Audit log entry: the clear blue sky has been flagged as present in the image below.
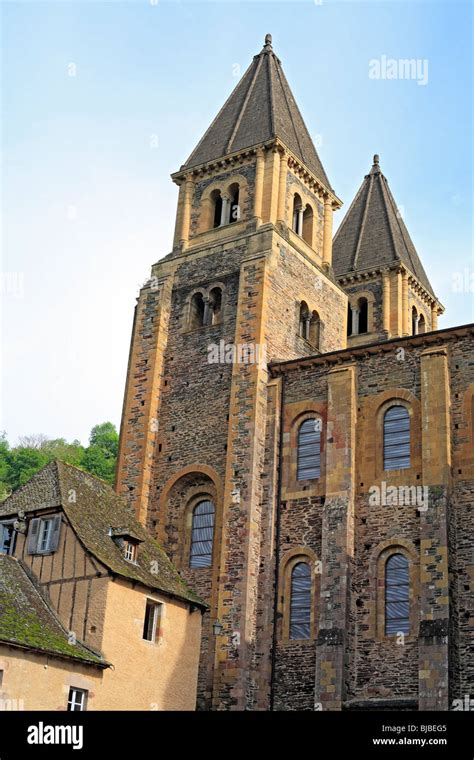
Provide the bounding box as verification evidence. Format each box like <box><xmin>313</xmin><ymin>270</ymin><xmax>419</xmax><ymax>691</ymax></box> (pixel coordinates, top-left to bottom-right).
<box><xmin>2</xmin><ymin>0</ymin><xmax>473</xmax><ymax>446</ymax></box>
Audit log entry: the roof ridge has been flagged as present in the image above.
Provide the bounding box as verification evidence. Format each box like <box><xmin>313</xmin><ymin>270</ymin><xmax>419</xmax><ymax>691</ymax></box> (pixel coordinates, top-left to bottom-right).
<box><xmin>352</xmin><ymin>174</ymin><xmax>373</xmax><ymax>271</ymax></box>
<box><xmin>267</xmin><ymin>52</ymin><xmax>276</xmax><ymax>136</ymax></box>
<box><xmin>379</xmin><ymin>173</ymin><xmax>403</xmax><ymax>264</ymax></box>
<box><xmin>382</xmin><ymin>175</ymin><xmax>423</xmax><ymax>278</ymax></box>
<box><xmin>225</xmin><ymin>53</ymin><xmax>263</xmax><ymax>155</ymax></box>
<box><xmin>273</xmin><ymin>56</ymin><xmax>305</xmax><ymax>162</ymax></box>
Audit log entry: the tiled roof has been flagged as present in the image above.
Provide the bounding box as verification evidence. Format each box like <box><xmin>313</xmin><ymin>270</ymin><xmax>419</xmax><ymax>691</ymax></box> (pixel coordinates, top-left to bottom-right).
<box><xmin>182</xmin><ymin>34</ymin><xmax>332</xmax><ymax>190</ymax></box>
<box><xmin>0</xmin><ymin>461</ymin><xmax>206</xmax><ymax>609</ymax></box>
<box><xmin>332</xmin><ymin>155</ymin><xmax>435</xmax><ymax>296</ymax></box>
<box><xmin>0</xmin><ymin>554</ymin><xmax>106</xmax><ymax>665</ymax></box>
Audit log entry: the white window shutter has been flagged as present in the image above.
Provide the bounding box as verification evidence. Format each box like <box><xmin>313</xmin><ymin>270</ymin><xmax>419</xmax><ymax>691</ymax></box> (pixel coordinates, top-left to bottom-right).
<box><xmin>27</xmin><ymin>518</ymin><xmax>40</xmax><ymax>554</ymax></box>
<box><xmin>48</xmin><ymin>514</ymin><xmax>62</xmax><ymax>552</ymax></box>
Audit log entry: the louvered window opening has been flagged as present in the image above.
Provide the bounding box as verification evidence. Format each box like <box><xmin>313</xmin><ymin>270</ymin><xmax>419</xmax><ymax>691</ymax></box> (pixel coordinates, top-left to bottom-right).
<box><xmin>297</xmin><ymin>418</ymin><xmax>321</xmax><ymax>480</ymax></box>
<box><xmin>385</xmin><ymin>553</ymin><xmax>410</xmax><ymax>635</ymax></box>
<box><xmin>383</xmin><ymin>405</ymin><xmax>410</xmax><ymax>470</ymax></box>
<box><xmin>289</xmin><ymin>562</ymin><xmax>312</xmax><ymax>639</ymax></box>
<box><xmin>190</xmin><ymin>500</ymin><xmax>215</xmax><ymax>568</ymax></box>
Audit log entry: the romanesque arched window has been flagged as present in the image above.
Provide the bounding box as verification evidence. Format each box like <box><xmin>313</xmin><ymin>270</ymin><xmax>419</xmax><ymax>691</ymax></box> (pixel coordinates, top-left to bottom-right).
<box><xmin>298</xmin><ymin>301</ymin><xmax>309</xmax><ymax>340</ymax></box>
<box><xmin>358</xmin><ymin>297</ymin><xmax>368</xmax><ymax>334</ymax></box>
<box><xmin>212</xmin><ymin>189</ymin><xmax>223</xmax><ymax>229</ymax></box>
<box><xmin>189</xmin><ymin>499</ymin><xmax>215</xmax><ymax>568</ymax></box>
<box><xmin>189</xmin><ymin>292</ymin><xmax>206</xmax><ymax>329</ymax></box>
<box><xmin>418</xmin><ymin>314</ymin><xmax>426</xmax><ymax>334</ymax></box>
<box><xmin>228</xmin><ymin>183</ymin><xmax>240</xmax><ymax>224</ymax></box>
<box><xmin>383</xmin><ymin>405</ymin><xmax>410</xmax><ymax>470</ymax></box>
<box><xmin>309</xmin><ymin>310</ymin><xmax>321</xmax><ymax>350</ymax></box>
<box><xmin>209</xmin><ymin>287</ymin><xmax>222</xmax><ymax>325</ymax></box>
<box><xmin>297</xmin><ymin>418</ymin><xmax>321</xmax><ymax>480</ymax></box>
<box><xmin>302</xmin><ymin>204</ymin><xmax>314</xmax><ymax>246</ymax></box>
<box><xmin>385</xmin><ymin>553</ymin><xmax>410</xmax><ymax>635</ymax></box>
<box><xmin>412</xmin><ymin>306</ymin><xmax>418</xmax><ymax>335</ymax></box>
<box><xmin>292</xmin><ymin>193</ymin><xmax>303</xmax><ymax>235</ymax></box>
<box><xmin>289</xmin><ymin>562</ymin><xmax>312</xmax><ymax>639</ymax></box>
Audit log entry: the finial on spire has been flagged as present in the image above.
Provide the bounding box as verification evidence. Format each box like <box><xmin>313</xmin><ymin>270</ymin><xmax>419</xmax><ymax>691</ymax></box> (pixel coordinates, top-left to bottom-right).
<box><xmin>264</xmin><ymin>33</ymin><xmax>273</xmax><ymax>50</ymax></box>
<box><xmin>373</xmin><ymin>154</ymin><xmax>379</xmax><ymax>165</ymax></box>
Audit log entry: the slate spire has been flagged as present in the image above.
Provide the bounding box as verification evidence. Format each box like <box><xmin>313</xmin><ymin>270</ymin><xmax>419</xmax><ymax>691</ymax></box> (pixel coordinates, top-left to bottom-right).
<box><xmin>333</xmin><ymin>155</ymin><xmax>435</xmax><ymax>296</ymax></box>
<box><xmin>182</xmin><ymin>34</ymin><xmax>332</xmax><ymax>190</ymax></box>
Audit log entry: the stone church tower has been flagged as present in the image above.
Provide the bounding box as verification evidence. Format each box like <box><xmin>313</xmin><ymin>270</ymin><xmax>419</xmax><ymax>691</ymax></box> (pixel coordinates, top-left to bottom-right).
<box><xmin>116</xmin><ymin>36</ymin><xmax>473</xmax><ymax>711</ymax></box>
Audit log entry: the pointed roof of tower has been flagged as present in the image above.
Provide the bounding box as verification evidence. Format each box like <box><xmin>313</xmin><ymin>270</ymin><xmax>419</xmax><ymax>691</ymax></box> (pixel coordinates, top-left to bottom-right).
<box><xmin>333</xmin><ymin>155</ymin><xmax>435</xmax><ymax>296</ymax></box>
<box><xmin>182</xmin><ymin>34</ymin><xmax>332</xmax><ymax>190</ymax></box>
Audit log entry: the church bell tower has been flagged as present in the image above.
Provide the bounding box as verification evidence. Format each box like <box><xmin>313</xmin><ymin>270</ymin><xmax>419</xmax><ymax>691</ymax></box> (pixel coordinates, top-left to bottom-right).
<box><xmin>116</xmin><ymin>34</ymin><xmax>348</xmax><ymax>709</ymax></box>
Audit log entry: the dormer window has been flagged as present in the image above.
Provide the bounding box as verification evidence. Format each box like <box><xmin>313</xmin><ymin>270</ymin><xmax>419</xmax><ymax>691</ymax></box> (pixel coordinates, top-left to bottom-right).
<box><xmin>124</xmin><ymin>540</ymin><xmax>137</xmax><ymax>563</ymax></box>
<box><xmin>27</xmin><ymin>515</ymin><xmax>62</xmax><ymax>555</ymax></box>
<box><xmin>0</xmin><ymin>522</ymin><xmax>15</xmax><ymax>555</ymax></box>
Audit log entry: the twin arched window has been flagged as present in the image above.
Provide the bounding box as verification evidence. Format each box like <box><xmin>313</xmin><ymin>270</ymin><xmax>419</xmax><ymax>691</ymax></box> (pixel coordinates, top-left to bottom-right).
<box><xmin>189</xmin><ymin>288</ymin><xmax>223</xmax><ymax>329</ymax></box>
<box><xmin>383</xmin><ymin>405</ymin><xmax>410</xmax><ymax>470</ymax></box>
<box><xmin>385</xmin><ymin>553</ymin><xmax>410</xmax><ymax>635</ymax></box>
<box><xmin>298</xmin><ymin>302</ymin><xmax>321</xmax><ymax>349</ymax></box>
<box><xmin>189</xmin><ymin>499</ymin><xmax>215</xmax><ymax>568</ymax></box>
<box><xmin>347</xmin><ymin>297</ymin><xmax>368</xmax><ymax>336</ymax></box>
<box><xmin>289</xmin><ymin>562</ymin><xmax>312</xmax><ymax>639</ymax></box>
<box><xmin>211</xmin><ymin>184</ymin><xmax>241</xmax><ymax>229</ymax></box>
<box><xmin>292</xmin><ymin>194</ymin><xmax>314</xmax><ymax>246</ymax></box>
<box><xmin>297</xmin><ymin>418</ymin><xmax>321</xmax><ymax>480</ymax></box>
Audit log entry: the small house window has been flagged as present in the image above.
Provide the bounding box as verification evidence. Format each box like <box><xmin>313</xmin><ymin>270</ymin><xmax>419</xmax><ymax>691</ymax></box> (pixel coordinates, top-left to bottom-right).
<box><xmin>383</xmin><ymin>405</ymin><xmax>410</xmax><ymax>470</ymax></box>
<box><xmin>67</xmin><ymin>687</ymin><xmax>88</xmax><ymax>712</ymax></box>
<box><xmin>27</xmin><ymin>515</ymin><xmax>62</xmax><ymax>555</ymax></box>
<box><xmin>385</xmin><ymin>553</ymin><xmax>410</xmax><ymax>635</ymax></box>
<box><xmin>297</xmin><ymin>418</ymin><xmax>321</xmax><ymax>480</ymax></box>
<box><xmin>190</xmin><ymin>499</ymin><xmax>215</xmax><ymax>568</ymax></box>
<box><xmin>124</xmin><ymin>541</ymin><xmax>137</xmax><ymax>563</ymax></box>
<box><xmin>143</xmin><ymin>599</ymin><xmax>162</xmax><ymax>642</ymax></box>
<box><xmin>0</xmin><ymin>522</ymin><xmax>15</xmax><ymax>555</ymax></box>
<box><xmin>289</xmin><ymin>562</ymin><xmax>312</xmax><ymax>639</ymax></box>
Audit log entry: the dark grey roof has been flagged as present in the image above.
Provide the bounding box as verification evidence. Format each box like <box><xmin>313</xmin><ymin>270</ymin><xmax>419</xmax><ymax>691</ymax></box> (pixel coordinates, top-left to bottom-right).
<box><xmin>182</xmin><ymin>34</ymin><xmax>332</xmax><ymax>190</ymax></box>
<box><xmin>333</xmin><ymin>155</ymin><xmax>435</xmax><ymax>296</ymax></box>
<box><xmin>0</xmin><ymin>461</ymin><xmax>206</xmax><ymax>609</ymax></box>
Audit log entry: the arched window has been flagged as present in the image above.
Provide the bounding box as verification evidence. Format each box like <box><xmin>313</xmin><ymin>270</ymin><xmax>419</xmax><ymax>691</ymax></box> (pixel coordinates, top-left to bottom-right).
<box><xmin>358</xmin><ymin>297</ymin><xmax>368</xmax><ymax>334</ymax></box>
<box><xmin>209</xmin><ymin>287</ymin><xmax>222</xmax><ymax>325</ymax></box>
<box><xmin>347</xmin><ymin>302</ymin><xmax>353</xmax><ymax>336</ymax></box>
<box><xmin>418</xmin><ymin>314</ymin><xmax>426</xmax><ymax>334</ymax></box>
<box><xmin>385</xmin><ymin>553</ymin><xmax>410</xmax><ymax>635</ymax></box>
<box><xmin>297</xmin><ymin>418</ymin><xmax>321</xmax><ymax>480</ymax></box>
<box><xmin>383</xmin><ymin>405</ymin><xmax>410</xmax><ymax>470</ymax></box>
<box><xmin>189</xmin><ymin>499</ymin><xmax>215</xmax><ymax>568</ymax></box>
<box><xmin>309</xmin><ymin>310</ymin><xmax>321</xmax><ymax>349</ymax></box>
<box><xmin>212</xmin><ymin>189</ymin><xmax>223</xmax><ymax>229</ymax></box>
<box><xmin>189</xmin><ymin>292</ymin><xmax>206</xmax><ymax>329</ymax></box>
<box><xmin>289</xmin><ymin>562</ymin><xmax>312</xmax><ymax>639</ymax></box>
<box><xmin>228</xmin><ymin>183</ymin><xmax>240</xmax><ymax>224</ymax></box>
<box><xmin>292</xmin><ymin>194</ymin><xmax>303</xmax><ymax>235</ymax></box>
<box><xmin>298</xmin><ymin>301</ymin><xmax>310</xmax><ymax>340</ymax></box>
<box><xmin>412</xmin><ymin>306</ymin><xmax>418</xmax><ymax>335</ymax></box>
<box><xmin>302</xmin><ymin>204</ymin><xmax>314</xmax><ymax>246</ymax></box>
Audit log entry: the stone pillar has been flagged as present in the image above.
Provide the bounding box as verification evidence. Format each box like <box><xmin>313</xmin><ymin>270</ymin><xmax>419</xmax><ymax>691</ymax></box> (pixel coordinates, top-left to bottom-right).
<box><xmin>322</xmin><ymin>198</ymin><xmax>333</xmax><ymax>267</ymax></box>
<box><xmin>277</xmin><ymin>152</ymin><xmax>288</xmax><ymax>224</ymax></box>
<box><xmin>253</xmin><ymin>148</ymin><xmax>265</xmax><ymax>222</ymax></box>
<box><xmin>351</xmin><ymin>306</ymin><xmax>359</xmax><ymax>336</ymax></box>
<box><xmin>297</xmin><ymin>208</ymin><xmax>304</xmax><ymax>236</ymax></box>
<box><xmin>382</xmin><ymin>271</ymin><xmax>391</xmax><ymax>336</ymax></box>
<box><xmin>418</xmin><ymin>346</ymin><xmax>451</xmax><ymax>710</ymax></box>
<box><xmin>315</xmin><ymin>364</ymin><xmax>356</xmax><ymax>710</ymax></box>
<box><xmin>179</xmin><ymin>175</ymin><xmax>194</xmax><ymax>249</ymax></box>
<box><xmin>402</xmin><ymin>271</ymin><xmax>409</xmax><ymax>336</ymax></box>
<box><xmin>220</xmin><ymin>194</ymin><xmax>230</xmax><ymax>226</ymax></box>
<box><xmin>203</xmin><ymin>297</ymin><xmax>211</xmax><ymax>326</ymax></box>
<box><xmin>431</xmin><ymin>303</ymin><xmax>438</xmax><ymax>331</ymax></box>
<box><xmin>413</xmin><ymin>313</ymin><xmax>419</xmax><ymax>335</ymax></box>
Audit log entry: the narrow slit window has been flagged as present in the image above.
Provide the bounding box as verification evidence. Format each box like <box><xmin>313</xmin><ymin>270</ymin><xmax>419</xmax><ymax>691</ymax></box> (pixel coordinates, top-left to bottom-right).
<box><xmin>190</xmin><ymin>500</ymin><xmax>215</xmax><ymax>568</ymax></box>
<box><xmin>385</xmin><ymin>553</ymin><xmax>410</xmax><ymax>635</ymax></box>
<box><xmin>289</xmin><ymin>562</ymin><xmax>312</xmax><ymax>639</ymax></box>
<box><xmin>297</xmin><ymin>418</ymin><xmax>321</xmax><ymax>480</ymax></box>
<box><xmin>383</xmin><ymin>405</ymin><xmax>410</xmax><ymax>470</ymax></box>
